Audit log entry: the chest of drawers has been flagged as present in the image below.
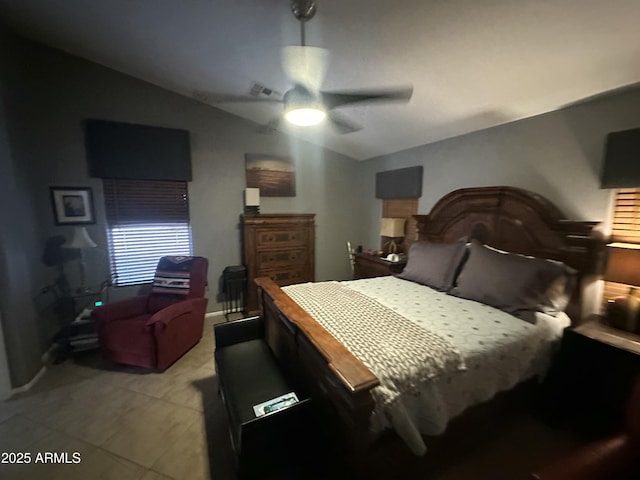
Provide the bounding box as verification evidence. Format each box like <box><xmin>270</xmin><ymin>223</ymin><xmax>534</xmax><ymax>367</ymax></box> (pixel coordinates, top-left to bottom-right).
<box><xmin>242</xmin><ymin>214</ymin><xmax>315</xmax><ymax>315</ymax></box>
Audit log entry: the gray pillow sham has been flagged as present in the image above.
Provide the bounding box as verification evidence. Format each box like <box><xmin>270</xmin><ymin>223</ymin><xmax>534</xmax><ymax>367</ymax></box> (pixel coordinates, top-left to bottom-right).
<box><xmin>397</xmin><ymin>240</ymin><xmax>467</xmax><ymax>291</ymax></box>
<box><xmin>450</xmin><ymin>242</ymin><xmax>575</xmax><ymax>321</ymax></box>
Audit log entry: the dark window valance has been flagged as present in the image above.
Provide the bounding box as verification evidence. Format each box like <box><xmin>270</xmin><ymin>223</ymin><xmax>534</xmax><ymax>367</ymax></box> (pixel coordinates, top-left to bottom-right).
<box><xmin>601</xmin><ymin>128</ymin><xmax>640</xmax><ymax>189</ymax></box>
<box><xmin>375</xmin><ymin>166</ymin><xmax>423</xmax><ymax>199</ymax></box>
<box><xmin>85</xmin><ymin>119</ymin><xmax>192</xmax><ymax>181</ymax></box>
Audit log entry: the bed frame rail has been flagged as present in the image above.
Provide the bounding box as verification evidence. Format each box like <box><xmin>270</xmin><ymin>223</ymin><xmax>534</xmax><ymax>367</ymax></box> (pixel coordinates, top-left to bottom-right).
<box><xmin>255</xmin><ymin>277</ymin><xmax>379</xmax><ymax>449</ymax></box>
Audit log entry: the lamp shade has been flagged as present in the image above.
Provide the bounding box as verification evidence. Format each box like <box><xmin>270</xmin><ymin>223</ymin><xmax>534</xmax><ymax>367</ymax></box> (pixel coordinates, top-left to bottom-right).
<box><xmin>380</xmin><ymin>218</ymin><xmax>406</xmax><ymax>238</ymax></box>
<box><xmin>65</xmin><ymin>226</ymin><xmax>97</xmax><ymax>249</ymax></box>
<box><xmin>244</xmin><ymin>188</ymin><xmax>260</xmax><ymax>207</ymax></box>
<box><xmin>604</xmin><ymin>243</ymin><xmax>640</xmax><ymax>286</ymax></box>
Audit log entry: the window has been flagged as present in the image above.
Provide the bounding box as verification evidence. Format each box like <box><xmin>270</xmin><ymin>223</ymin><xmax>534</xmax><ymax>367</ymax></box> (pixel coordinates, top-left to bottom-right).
<box><xmin>103</xmin><ymin>179</ymin><xmax>192</xmax><ymax>286</ymax></box>
<box><xmin>603</xmin><ymin>188</ymin><xmax>640</xmax><ymax>305</ymax></box>
<box><xmin>610</xmin><ymin>188</ymin><xmax>640</xmax><ymax>243</ymax></box>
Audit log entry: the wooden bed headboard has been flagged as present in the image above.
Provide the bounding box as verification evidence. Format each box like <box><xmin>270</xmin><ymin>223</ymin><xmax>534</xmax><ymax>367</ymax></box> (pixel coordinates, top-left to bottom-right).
<box><xmin>414</xmin><ymin>186</ymin><xmax>602</xmax><ymax>275</ymax></box>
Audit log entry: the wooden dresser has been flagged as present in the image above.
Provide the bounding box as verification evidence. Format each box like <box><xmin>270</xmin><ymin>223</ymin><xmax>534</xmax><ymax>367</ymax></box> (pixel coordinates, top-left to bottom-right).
<box><xmin>242</xmin><ymin>214</ymin><xmax>315</xmax><ymax>315</ymax></box>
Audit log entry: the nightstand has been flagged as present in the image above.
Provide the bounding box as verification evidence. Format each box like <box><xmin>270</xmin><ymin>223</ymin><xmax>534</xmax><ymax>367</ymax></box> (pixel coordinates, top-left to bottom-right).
<box><xmin>353</xmin><ymin>252</ymin><xmax>406</xmax><ymax>279</ymax></box>
<box><xmin>545</xmin><ymin>316</ymin><xmax>640</xmax><ymax>435</ymax></box>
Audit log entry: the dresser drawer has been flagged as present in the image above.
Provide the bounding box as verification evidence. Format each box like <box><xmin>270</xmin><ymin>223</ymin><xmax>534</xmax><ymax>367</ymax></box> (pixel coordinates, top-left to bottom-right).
<box><xmin>258</xmin><ymin>267</ymin><xmax>309</xmax><ymax>286</ymax></box>
<box><xmin>257</xmin><ymin>249</ymin><xmax>308</xmax><ymax>268</ymax></box>
<box><xmin>257</xmin><ymin>228</ymin><xmax>306</xmax><ymax>248</ymax></box>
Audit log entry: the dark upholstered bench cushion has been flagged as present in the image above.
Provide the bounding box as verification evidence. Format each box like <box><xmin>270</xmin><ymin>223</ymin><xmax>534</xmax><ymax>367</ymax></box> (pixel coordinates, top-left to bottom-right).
<box><xmin>216</xmin><ymin>339</ymin><xmax>292</xmax><ymax>428</ymax></box>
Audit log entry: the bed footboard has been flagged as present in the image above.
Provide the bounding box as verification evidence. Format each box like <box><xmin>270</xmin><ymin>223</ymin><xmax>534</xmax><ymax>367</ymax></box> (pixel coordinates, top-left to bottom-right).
<box><xmin>255</xmin><ymin>277</ymin><xmax>379</xmax><ymax>453</ymax></box>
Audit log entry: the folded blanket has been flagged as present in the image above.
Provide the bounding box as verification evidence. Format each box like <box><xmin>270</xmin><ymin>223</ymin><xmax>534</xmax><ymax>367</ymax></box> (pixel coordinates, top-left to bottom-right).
<box><xmin>283</xmin><ymin>281</ymin><xmax>466</xmax><ymax>409</ymax></box>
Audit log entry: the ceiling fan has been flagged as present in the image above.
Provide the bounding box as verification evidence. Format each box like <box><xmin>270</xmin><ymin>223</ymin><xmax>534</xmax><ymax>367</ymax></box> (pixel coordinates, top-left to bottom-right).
<box><xmin>201</xmin><ymin>0</ymin><xmax>413</xmax><ymax>134</ymax></box>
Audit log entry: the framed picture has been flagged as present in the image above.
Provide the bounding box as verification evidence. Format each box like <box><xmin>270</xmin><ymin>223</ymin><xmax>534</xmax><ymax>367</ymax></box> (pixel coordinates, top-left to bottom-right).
<box><xmin>50</xmin><ymin>186</ymin><xmax>95</xmax><ymax>225</ymax></box>
<box><xmin>245</xmin><ymin>153</ymin><xmax>296</xmax><ymax>197</ymax></box>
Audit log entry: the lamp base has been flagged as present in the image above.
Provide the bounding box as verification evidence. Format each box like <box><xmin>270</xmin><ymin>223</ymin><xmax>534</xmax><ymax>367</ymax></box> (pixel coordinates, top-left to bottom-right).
<box><xmin>382</xmin><ymin>238</ymin><xmax>403</xmax><ymax>256</ymax></box>
<box><xmin>606</xmin><ymin>296</ymin><xmax>640</xmax><ymax>333</ymax></box>
<box><xmin>244</xmin><ymin>206</ymin><xmax>260</xmax><ymax>215</ymax></box>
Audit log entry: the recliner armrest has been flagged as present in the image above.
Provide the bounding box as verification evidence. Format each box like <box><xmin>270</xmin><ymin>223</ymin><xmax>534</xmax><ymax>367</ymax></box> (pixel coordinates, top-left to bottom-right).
<box><xmin>91</xmin><ymin>295</ymin><xmax>149</xmax><ymax>323</ymax></box>
<box><xmin>146</xmin><ymin>297</ymin><xmax>206</xmax><ymax>327</ymax></box>
<box><xmin>215</xmin><ymin>316</ymin><xmax>264</xmax><ymax>349</ymax></box>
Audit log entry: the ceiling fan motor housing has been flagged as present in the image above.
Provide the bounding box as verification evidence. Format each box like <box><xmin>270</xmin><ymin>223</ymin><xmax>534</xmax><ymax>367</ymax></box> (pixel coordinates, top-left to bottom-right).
<box><xmin>284</xmin><ymin>85</ymin><xmax>322</xmax><ymax>110</ymax></box>
<box><xmin>291</xmin><ymin>0</ymin><xmax>316</xmax><ymax>22</ymax></box>
<box><xmin>283</xmin><ymin>84</ymin><xmax>326</xmax><ymax>126</ymax></box>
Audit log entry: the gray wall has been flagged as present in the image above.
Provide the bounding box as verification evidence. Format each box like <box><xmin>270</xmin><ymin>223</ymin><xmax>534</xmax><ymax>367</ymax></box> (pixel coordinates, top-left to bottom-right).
<box><xmin>0</xmin><ymin>29</ymin><xmax>365</xmax><ymax>386</ymax></box>
<box><xmin>359</xmin><ymin>89</ymin><xmax>640</xmax><ymax>247</ymax></box>
<box><xmin>0</xmin><ymin>29</ymin><xmax>51</xmax><ymax>387</ymax></box>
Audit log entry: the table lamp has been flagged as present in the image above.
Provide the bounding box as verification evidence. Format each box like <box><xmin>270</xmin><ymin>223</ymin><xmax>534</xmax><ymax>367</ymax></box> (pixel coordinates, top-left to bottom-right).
<box><xmin>604</xmin><ymin>242</ymin><xmax>640</xmax><ymax>332</ymax></box>
<box><xmin>380</xmin><ymin>218</ymin><xmax>406</xmax><ymax>254</ymax></box>
<box><xmin>244</xmin><ymin>188</ymin><xmax>260</xmax><ymax>215</ymax></box>
<box><xmin>65</xmin><ymin>226</ymin><xmax>97</xmax><ymax>292</ymax></box>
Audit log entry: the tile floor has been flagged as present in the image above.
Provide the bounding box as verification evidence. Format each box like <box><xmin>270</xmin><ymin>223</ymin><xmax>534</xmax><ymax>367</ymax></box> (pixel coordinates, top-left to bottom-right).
<box><xmin>0</xmin><ymin>316</ymin><xmax>235</xmax><ymax>480</ymax></box>
<box><xmin>0</xmin><ymin>315</ymin><xmax>587</xmax><ymax>480</ymax></box>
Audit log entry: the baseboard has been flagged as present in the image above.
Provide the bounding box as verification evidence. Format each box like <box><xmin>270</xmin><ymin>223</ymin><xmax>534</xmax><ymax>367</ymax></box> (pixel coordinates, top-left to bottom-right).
<box><xmin>41</xmin><ymin>346</ymin><xmax>53</xmax><ymax>364</ymax></box>
<box><xmin>6</xmin><ymin>365</ymin><xmax>47</xmax><ymax>399</ymax></box>
<box><xmin>205</xmin><ymin>310</ymin><xmax>224</xmax><ymax>319</ymax></box>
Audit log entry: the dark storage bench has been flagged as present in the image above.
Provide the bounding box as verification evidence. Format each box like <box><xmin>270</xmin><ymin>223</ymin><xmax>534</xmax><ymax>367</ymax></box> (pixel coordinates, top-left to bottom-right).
<box><xmin>214</xmin><ymin>316</ymin><xmax>312</xmax><ymax>478</ymax></box>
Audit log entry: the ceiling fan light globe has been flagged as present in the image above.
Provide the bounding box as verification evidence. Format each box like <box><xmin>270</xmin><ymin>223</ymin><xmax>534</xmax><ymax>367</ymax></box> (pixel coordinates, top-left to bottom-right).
<box><xmin>285</xmin><ymin>107</ymin><xmax>326</xmax><ymax>126</ymax></box>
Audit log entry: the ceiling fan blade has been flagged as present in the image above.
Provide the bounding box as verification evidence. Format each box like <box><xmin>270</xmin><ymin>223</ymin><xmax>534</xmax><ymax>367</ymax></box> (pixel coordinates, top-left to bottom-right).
<box><xmin>321</xmin><ymin>86</ymin><xmax>413</xmax><ymax>109</ymax></box>
<box><xmin>192</xmin><ymin>90</ymin><xmax>282</xmax><ymax>104</ymax></box>
<box><xmin>328</xmin><ymin>111</ymin><xmax>361</xmax><ymax>134</ymax></box>
<box><xmin>281</xmin><ymin>46</ymin><xmax>329</xmax><ymax>92</ymax></box>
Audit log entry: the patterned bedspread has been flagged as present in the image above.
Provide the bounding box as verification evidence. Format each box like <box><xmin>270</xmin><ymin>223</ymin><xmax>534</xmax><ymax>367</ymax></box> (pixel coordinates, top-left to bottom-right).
<box><xmin>282</xmin><ymin>282</ymin><xmax>466</xmax><ymax>409</ymax></box>
<box><xmin>284</xmin><ymin>276</ymin><xmax>568</xmax><ymax>455</ymax></box>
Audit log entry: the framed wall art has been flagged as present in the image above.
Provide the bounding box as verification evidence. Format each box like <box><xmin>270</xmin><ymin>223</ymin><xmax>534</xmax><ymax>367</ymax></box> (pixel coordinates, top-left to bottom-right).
<box><xmin>245</xmin><ymin>153</ymin><xmax>296</xmax><ymax>197</ymax></box>
<box><xmin>50</xmin><ymin>186</ymin><xmax>96</xmax><ymax>225</ymax></box>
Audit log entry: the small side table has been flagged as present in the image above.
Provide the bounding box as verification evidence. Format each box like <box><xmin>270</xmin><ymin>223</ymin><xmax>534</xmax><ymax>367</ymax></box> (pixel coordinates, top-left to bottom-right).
<box><xmin>223</xmin><ymin>265</ymin><xmax>247</xmax><ymax>321</ymax></box>
<box><xmin>574</xmin><ymin>318</ymin><xmax>640</xmax><ymax>355</ymax></box>
<box><xmin>545</xmin><ymin>316</ymin><xmax>640</xmax><ymax>434</ymax></box>
<box><xmin>353</xmin><ymin>253</ymin><xmax>406</xmax><ymax>279</ymax></box>
<box><xmin>50</xmin><ymin>286</ymin><xmax>104</xmax><ymax>363</ymax></box>
<box><xmin>51</xmin><ymin>318</ymin><xmax>99</xmax><ymax>363</ymax></box>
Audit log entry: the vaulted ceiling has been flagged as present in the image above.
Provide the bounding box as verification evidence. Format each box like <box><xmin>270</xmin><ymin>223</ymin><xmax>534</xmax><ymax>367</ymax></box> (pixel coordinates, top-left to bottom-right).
<box><xmin>1</xmin><ymin>0</ymin><xmax>639</xmax><ymax>160</ymax></box>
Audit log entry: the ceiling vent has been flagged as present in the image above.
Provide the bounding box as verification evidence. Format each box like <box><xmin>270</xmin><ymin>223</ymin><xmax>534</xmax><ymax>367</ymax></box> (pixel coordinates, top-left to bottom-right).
<box><xmin>192</xmin><ymin>82</ymin><xmax>281</xmax><ymax>105</ymax></box>
<box><xmin>250</xmin><ymin>82</ymin><xmax>279</xmax><ymax>98</ymax></box>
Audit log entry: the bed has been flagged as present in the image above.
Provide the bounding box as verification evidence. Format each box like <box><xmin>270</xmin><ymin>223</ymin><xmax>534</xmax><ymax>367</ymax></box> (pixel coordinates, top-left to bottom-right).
<box><xmin>254</xmin><ymin>186</ymin><xmax>601</xmax><ymax>460</ymax></box>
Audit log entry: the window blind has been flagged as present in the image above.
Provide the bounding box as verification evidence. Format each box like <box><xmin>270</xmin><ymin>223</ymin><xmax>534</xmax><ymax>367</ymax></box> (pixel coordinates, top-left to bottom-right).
<box><xmin>603</xmin><ymin>188</ymin><xmax>640</xmax><ymax>308</ymax></box>
<box><xmin>103</xmin><ymin>179</ymin><xmax>192</xmax><ymax>286</ymax></box>
<box><xmin>611</xmin><ymin>188</ymin><xmax>640</xmax><ymax>243</ymax></box>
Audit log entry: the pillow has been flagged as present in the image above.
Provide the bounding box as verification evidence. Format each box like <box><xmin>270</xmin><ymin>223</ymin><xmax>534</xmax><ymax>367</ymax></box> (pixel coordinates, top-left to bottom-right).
<box><xmin>152</xmin><ymin>256</ymin><xmax>194</xmax><ymax>295</ymax></box>
<box><xmin>149</xmin><ymin>256</ymin><xmax>194</xmax><ymax>313</ymax></box>
<box><xmin>450</xmin><ymin>242</ymin><xmax>574</xmax><ymax>321</ymax></box>
<box><xmin>397</xmin><ymin>240</ymin><xmax>467</xmax><ymax>291</ymax></box>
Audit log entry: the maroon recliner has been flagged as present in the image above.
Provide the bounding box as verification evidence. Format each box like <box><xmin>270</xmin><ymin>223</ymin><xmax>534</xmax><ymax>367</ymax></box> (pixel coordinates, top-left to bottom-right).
<box><xmin>93</xmin><ymin>256</ymin><xmax>209</xmax><ymax>370</ymax></box>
